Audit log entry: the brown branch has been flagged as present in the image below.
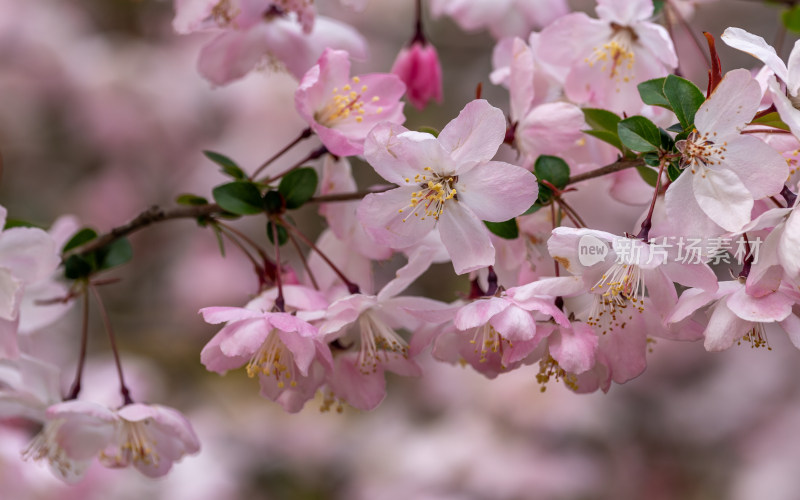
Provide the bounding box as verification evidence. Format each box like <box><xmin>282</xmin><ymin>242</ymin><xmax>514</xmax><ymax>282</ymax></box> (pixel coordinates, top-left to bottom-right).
<box><xmin>309</xmin><ymin>185</ymin><xmax>394</xmax><ymax>203</ymax></box>
<box><xmin>567</xmin><ymin>158</ymin><xmax>644</xmax><ymax>185</ymax></box>
<box><xmin>70</xmin><ymin>203</ymin><xmax>224</xmax><ymax>257</ymax></box>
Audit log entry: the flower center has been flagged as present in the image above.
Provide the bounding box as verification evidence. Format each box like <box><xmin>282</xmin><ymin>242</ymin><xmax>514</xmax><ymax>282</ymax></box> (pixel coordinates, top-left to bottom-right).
<box><xmin>315</xmin><ymin>77</ymin><xmax>382</xmax><ymax>127</ymax></box>
<box><xmin>585</xmin><ymin>23</ymin><xmax>637</xmax><ymax>82</ymax></box>
<box><xmin>398</xmin><ymin>168</ymin><xmax>458</xmax><ymax>222</ymax></box>
<box><xmin>588</xmin><ymin>263</ymin><xmax>645</xmax><ymax>333</ymax></box>
<box><xmin>211</xmin><ymin>0</ymin><xmax>239</xmax><ymax>27</ymax></box>
<box><xmin>678</xmin><ymin>130</ymin><xmax>728</xmax><ymax>176</ymax></box>
<box><xmin>246</xmin><ymin>330</ymin><xmax>297</xmax><ymax>388</ymax></box>
<box><xmin>738</xmin><ymin>322</ymin><xmax>772</xmax><ymax>350</ymax></box>
<box><xmin>356</xmin><ymin>311</ymin><xmax>409</xmax><ymax>374</ymax></box>
<box><xmin>106</xmin><ymin>419</ymin><xmax>159</xmax><ymax>467</ymax></box>
<box><xmin>536</xmin><ymin>354</ymin><xmax>578</xmax><ymax>392</ymax></box>
<box><xmin>470</xmin><ymin>322</ymin><xmax>512</xmax><ymax>364</ymax></box>
<box><xmin>23</xmin><ymin>421</ymin><xmax>79</xmax><ymax>479</ymax></box>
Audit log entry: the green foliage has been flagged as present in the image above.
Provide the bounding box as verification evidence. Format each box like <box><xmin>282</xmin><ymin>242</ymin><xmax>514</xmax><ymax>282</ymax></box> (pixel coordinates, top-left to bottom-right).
<box><xmin>782</xmin><ymin>5</ymin><xmax>800</xmax><ymax>34</ymax></box>
<box><xmin>582</xmin><ymin>108</ymin><xmax>624</xmax><ymax>151</ymax></box>
<box><xmin>204</xmin><ymin>151</ymin><xmax>246</xmax><ymax>180</ymax></box>
<box><xmin>618</xmin><ymin>116</ymin><xmax>662</xmax><ymax>153</ymax></box>
<box><xmin>637</xmin><ymin>78</ymin><xmax>670</xmax><ymax>108</ymax></box>
<box><xmin>750</xmin><ymin>111</ymin><xmax>790</xmax><ymax>131</ymax></box>
<box><xmin>278</xmin><ymin>168</ymin><xmax>318</xmax><ymax>210</ymax></box>
<box><xmin>534</xmin><ymin>155</ymin><xmax>570</xmax><ymax>205</ymax></box>
<box><xmin>212</xmin><ymin>182</ymin><xmax>264</xmax><ymax>215</ymax></box>
<box><xmin>663</xmin><ymin>75</ymin><xmax>705</xmax><ymax>130</ymax></box>
<box><xmin>175</xmin><ymin>194</ymin><xmax>209</xmax><ymax>206</ymax></box>
<box><xmin>418</xmin><ymin>126</ymin><xmax>440</xmax><ymax>137</ymax></box>
<box><xmin>266</xmin><ymin>222</ymin><xmax>289</xmax><ymax>246</ymax></box>
<box><xmin>62</xmin><ymin>228</ymin><xmax>132</xmax><ymax>279</ymax></box>
<box><xmin>484</xmin><ymin>219</ymin><xmax>519</xmax><ymax>239</ymax></box>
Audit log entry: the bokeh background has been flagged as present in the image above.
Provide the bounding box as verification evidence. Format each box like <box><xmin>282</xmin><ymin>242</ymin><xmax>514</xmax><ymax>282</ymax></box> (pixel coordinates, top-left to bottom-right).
<box><xmin>2</xmin><ymin>0</ymin><xmax>800</xmax><ymax>498</ymax></box>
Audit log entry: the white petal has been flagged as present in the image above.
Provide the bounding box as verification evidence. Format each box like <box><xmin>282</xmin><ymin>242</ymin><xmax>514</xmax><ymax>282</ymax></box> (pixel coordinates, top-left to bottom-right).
<box><xmin>695</xmin><ymin>68</ymin><xmax>761</xmax><ymax>137</ymax></box>
<box><xmin>693</xmin><ymin>167</ymin><xmax>753</xmax><ymax>232</ymax></box>
<box><xmin>721</xmin><ymin>28</ymin><xmax>788</xmax><ymax>82</ymax></box>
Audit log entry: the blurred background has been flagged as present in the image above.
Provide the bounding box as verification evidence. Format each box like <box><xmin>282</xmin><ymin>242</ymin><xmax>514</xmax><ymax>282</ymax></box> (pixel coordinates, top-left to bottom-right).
<box><xmin>2</xmin><ymin>0</ymin><xmax>800</xmax><ymax>498</ymax></box>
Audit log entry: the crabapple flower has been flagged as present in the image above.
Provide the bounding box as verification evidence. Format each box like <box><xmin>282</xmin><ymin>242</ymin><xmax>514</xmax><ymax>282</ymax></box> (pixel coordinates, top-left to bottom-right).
<box><xmin>173</xmin><ymin>0</ymin><xmax>368</xmax><ymax>85</ymax></box>
<box><xmin>669</xmin><ymin>280</ymin><xmax>800</xmax><ymax>351</ymax></box>
<box><xmin>98</xmin><ymin>403</ymin><xmax>201</xmax><ymax>478</ymax></box>
<box><xmin>358</xmin><ymin>99</ymin><xmax>538</xmax><ymax>274</ymax></box>
<box><xmin>430</xmin><ymin>0</ymin><xmax>569</xmax><ymax>39</ymax></box>
<box><xmin>0</xmin><ymin>206</ymin><xmax>61</xmax><ymax>359</ymax></box>
<box><xmin>295</xmin><ymin>48</ymin><xmax>406</xmax><ymax>156</ymax></box>
<box><xmin>391</xmin><ymin>41</ymin><xmax>443</xmax><ymax>110</ymax></box>
<box><xmin>200</xmin><ymin>286</ymin><xmax>333</xmax><ymax>412</ymax></box>
<box><xmin>538</xmin><ymin>0</ymin><xmax>678</xmax><ymax>114</ymax></box>
<box><xmin>722</xmin><ymin>27</ymin><xmax>800</xmax><ymax>140</ymax></box>
<box><xmin>664</xmin><ymin>69</ymin><xmax>790</xmax><ymax>235</ymax></box>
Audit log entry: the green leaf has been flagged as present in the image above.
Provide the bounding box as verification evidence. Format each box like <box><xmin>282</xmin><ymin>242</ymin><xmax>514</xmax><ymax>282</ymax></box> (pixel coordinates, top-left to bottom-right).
<box><xmin>266</xmin><ymin>222</ymin><xmax>289</xmax><ymax>246</ymax></box>
<box><xmin>212</xmin><ymin>182</ymin><xmax>264</xmax><ymax>215</ymax></box>
<box><xmin>666</xmin><ymin>123</ymin><xmax>684</xmax><ymax>133</ymax></box>
<box><xmin>750</xmin><ymin>111</ymin><xmax>790</xmax><ymax>131</ymax></box>
<box><xmin>96</xmin><ymin>238</ymin><xmax>133</xmax><ymax>270</ymax></box>
<box><xmin>263</xmin><ymin>190</ymin><xmax>284</xmax><ymax>213</ymax></box>
<box><xmin>653</xmin><ymin>0</ymin><xmax>665</xmax><ymax>15</ymax></box>
<box><xmin>618</xmin><ymin>116</ymin><xmax>662</xmax><ymax>153</ymax></box>
<box><xmin>484</xmin><ymin>219</ymin><xmax>519</xmax><ymax>239</ymax></box>
<box><xmin>636</xmin><ymin>165</ymin><xmax>659</xmax><ymax>187</ymax></box>
<box><xmin>534</xmin><ymin>155</ymin><xmax>570</xmax><ymax>190</ymax></box>
<box><xmin>663</xmin><ymin>75</ymin><xmax>705</xmax><ymax>130</ymax></box>
<box><xmin>667</xmin><ymin>163</ymin><xmax>683</xmax><ymax>181</ymax></box>
<box><xmin>62</xmin><ymin>228</ymin><xmax>98</xmax><ymax>253</ymax></box>
<box><xmin>783</xmin><ymin>5</ymin><xmax>800</xmax><ymax>34</ymax></box>
<box><xmin>523</xmin><ymin>202</ymin><xmax>544</xmax><ymax>215</ymax></box>
<box><xmin>659</xmin><ymin>128</ymin><xmax>675</xmax><ymax>151</ymax></box>
<box><xmin>204</xmin><ymin>151</ymin><xmax>246</xmax><ymax>180</ymax></box>
<box><xmin>637</xmin><ymin>78</ymin><xmax>670</xmax><ymax>108</ymax></box>
<box><xmin>211</xmin><ymin>224</ymin><xmax>225</xmax><ymax>257</ymax></box>
<box><xmin>418</xmin><ymin>126</ymin><xmax>440</xmax><ymax>137</ymax></box>
<box><xmin>278</xmin><ymin>168</ymin><xmax>318</xmax><ymax>210</ymax></box>
<box><xmin>64</xmin><ymin>255</ymin><xmax>93</xmax><ymax>280</ymax></box>
<box><xmin>3</xmin><ymin>219</ymin><xmax>42</xmax><ymax>229</ymax></box>
<box><xmin>582</xmin><ymin>108</ymin><xmax>624</xmax><ymax>151</ymax></box>
<box><xmin>176</xmin><ymin>194</ymin><xmax>209</xmax><ymax>206</ymax></box>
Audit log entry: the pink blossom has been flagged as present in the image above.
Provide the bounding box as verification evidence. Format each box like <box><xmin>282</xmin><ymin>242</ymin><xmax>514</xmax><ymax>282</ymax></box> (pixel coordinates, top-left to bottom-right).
<box><xmin>295</xmin><ymin>48</ymin><xmax>406</xmax><ymax>156</ymax></box>
<box><xmin>537</xmin><ymin>0</ymin><xmax>678</xmax><ymax>114</ymax></box>
<box><xmin>391</xmin><ymin>41</ymin><xmax>443</xmax><ymax>110</ymax></box>
<box><xmin>358</xmin><ymin>99</ymin><xmax>538</xmax><ymax>274</ymax></box>
<box><xmin>430</xmin><ymin>0</ymin><xmax>569</xmax><ymax>39</ymax></box>
<box><xmin>98</xmin><ymin>403</ymin><xmax>201</xmax><ymax>478</ymax></box>
<box><xmin>174</xmin><ymin>0</ymin><xmax>367</xmax><ymax>85</ymax></box>
<box><xmin>669</xmin><ymin>280</ymin><xmax>800</xmax><ymax>351</ymax></box>
<box><xmin>664</xmin><ymin>69</ymin><xmax>789</xmax><ymax>235</ymax></box>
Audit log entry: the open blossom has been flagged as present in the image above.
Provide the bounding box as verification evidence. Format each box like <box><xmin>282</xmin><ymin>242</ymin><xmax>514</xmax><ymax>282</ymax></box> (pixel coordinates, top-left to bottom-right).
<box><xmin>430</xmin><ymin>0</ymin><xmax>569</xmax><ymax>39</ymax></box>
<box><xmin>358</xmin><ymin>99</ymin><xmax>538</xmax><ymax>274</ymax></box>
<box><xmin>0</xmin><ymin>206</ymin><xmax>61</xmax><ymax>359</ymax></box>
<box><xmin>722</xmin><ymin>27</ymin><xmax>800</xmax><ymax>140</ymax></box>
<box><xmin>391</xmin><ymin>41</ymin><xmax>443</xmax><ymax>110</ymax></box>
<box><xmin>200</xmin><ymin>286</ymin><xmax>333</xmax><ymax>412</ymax></box>
<box><xmin>26</xmin><ymin>400</ymin><xmax>199</xmax><ymax>482</ymax></box>
<box><xmin>173</xmin><ymin>0</ymin><xmax>367</xmax><ymax>85</ymax></box>
<box><xmin>295</xmin><ymin>48</ymin><xmax>406</xmax><ymax>156</ymax></box>
<box><xmin>664</xmin><ymin>69</ymin><xmax>789</xmax><ymax>236</ymax></box>
<box><xmin>538</xmin><ymin>0</ymin><xmax>677</xmax><ymax>114</ymax></box>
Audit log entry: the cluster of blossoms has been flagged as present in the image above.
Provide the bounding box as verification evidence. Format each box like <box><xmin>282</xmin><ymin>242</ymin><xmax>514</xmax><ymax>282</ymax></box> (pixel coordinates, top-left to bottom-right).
<box><xmin>7</xmin><ymin>0</ymin><xmax>800</xmax><ymax>487</ymax></box>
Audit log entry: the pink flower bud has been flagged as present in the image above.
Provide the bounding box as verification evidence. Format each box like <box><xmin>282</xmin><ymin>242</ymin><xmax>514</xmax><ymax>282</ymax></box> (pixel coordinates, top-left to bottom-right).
<box><xmin>391</xmin><ymin>41</ymin><xmax>443</xmax><ymax>110</ymax></box>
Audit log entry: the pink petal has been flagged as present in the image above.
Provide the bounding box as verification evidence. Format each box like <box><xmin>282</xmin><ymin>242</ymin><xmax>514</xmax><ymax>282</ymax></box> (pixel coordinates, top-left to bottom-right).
<box><xmin>438</xmin><ymin>202</ymin><xmax>495</xmax><ymax>274</ymax></box>
<box><xmin>703</xmin><ymin>301</ymin><xmax>749</xmax><ymax>351</ymax></box>
<box><xmin>364</xmin><ymin>125</ymin><xmax>452</xmax><ymax>184</ymax></box>
<box><xmin>549</xmin><ymin>322</ymin><xmax>598</xmax><ymax>374</ymax></box>
<box><xmin>695</xmin><ymin>69</ymin><xmax>760</xmax><ymax>137</ymax></box>
<box><xmin>456</xmin><ymin>161</ymin><xmax>538</xmax><ymax>222</ymax></box>
<box><xmin>454</xmin><ymin>297</ymin><xmax>510</xmax><ymax>330</ymax></box>
<box><xmin>437</xmin><ymin>99</ymin><xmax>506</xmax><ymax>166</ymax></box>
<box><xmin>596</xmin><ymin>0</ymin><xmax>653</xmax><ymax>24</ymax></box>
<box><xmin>719</xmin><ymin>136</ymin><xmax>788</xmax><ymax>200</ymax></box>
<box><xmin>489</xmin><ymin>304</ymin><xmax>537</xmax><ymax>341</ymax></box>
<box><xmin>693</xmin><ymin>167</ymin><xmax>753</xmax><ymax>232</ymax></box>
<box><xmin>727</xmin><ymin>286</ymin><xmax>793</xmax><ymax>322</ymax></box>
<box><xmin>199</xmin><ymin>307</ymin><xmax>262</xmax><ymax>324</ymax></box>
<box><xmin>357</xmin><ymin>187</ymin><xmax>438</xmax><ymax>248</ymax></box>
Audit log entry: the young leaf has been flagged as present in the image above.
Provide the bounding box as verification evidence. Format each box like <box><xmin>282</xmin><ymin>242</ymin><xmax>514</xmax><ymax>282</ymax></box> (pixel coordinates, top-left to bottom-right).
<box><xmin>64</xmin><ymin>255</ymin><xmax>93</xmax><ymax>280</ymax></box>
<box><xmin>582</xmin><ymin>108</ymin><xmax>624</xmax><ymax>151</ymax></box>
<box><xmin>418</xmin><ymin>126</ymin><xmax>440</xmax><ymax>137</ymax></box>
<box><xmin>782</xmin><ymin>5</ymin><xmax>800</xmax><ymax>34</ymax></box>
<box><xmin>204</xmin><ymin>151</ymin><xmax>246</xmax><ymax>180</ymax></box>
<box><xmin>750</xmin><ymin>111</ymin><xmax>790</xmax><ymax>131</ymax></box>
<box><xmin>266</xmin><ymin>222</ymin><xmax>289</xmax><ymax>246</ymax></box>
<box><xmin>618</xmin><ymin>116</ymin><xmax>662</xmax><ymax>153</ymax></box>
<box><xmin>62</xmin><ymin>228</ymin><xmax>98</xmax><ymax>253</ymax></box>
<box><xmin>96</xmin><ymin>238</ymin><xmax>133</xmax><ymax>270</ymax></box>
<box><xmin>663</xmin><ymin>75</ymin><xmax>705</xmax><ymax>130</ymax></box>
<box><xmin>176</xmin><ymin>194</ymin><xmax>209</xmax><ymax>206</ymax></box>
<box><xmin>211</xmin><ymin>224</ymin><xmax>226</xmax><ymax>257</ymax></box>
<box><xmin>212</xmin><ymin>182</ymin><xmax>264</xmax><ymax>215</ymax></box>
<box><xmin>484</xmin><ymin>219</ymin><xmax>519</xmax><ymax>239</ymax></box>
<box><xmin>667</xmin><ymin>163</ymin><xmax>683</xmax><ymax>181</ymax></box>
<box><xmin>636</xmin><ymin>165</ymin><xmax>659</xmax><ymax>187</ymax></box>
<box><xmin>3</xmin><ymin>219</ymin><xmax>42</xmax><ymax>229</ymax></box>
<box><xmin>637</xmin><ymin>78</ymin><xmax>670</xmax><ymax>108</ymax></box>
<box><xmin>278</xmin><ymin>167</ymin><xmax>318</xmax><ymax>209</ymax></box>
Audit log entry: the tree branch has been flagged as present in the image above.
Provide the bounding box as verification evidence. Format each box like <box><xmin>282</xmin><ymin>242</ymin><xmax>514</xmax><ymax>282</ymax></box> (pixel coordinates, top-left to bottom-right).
<box><xmin>567</xmin><ymin>158</ymin><xmax>644</xmax><ymax>185</ymax></box>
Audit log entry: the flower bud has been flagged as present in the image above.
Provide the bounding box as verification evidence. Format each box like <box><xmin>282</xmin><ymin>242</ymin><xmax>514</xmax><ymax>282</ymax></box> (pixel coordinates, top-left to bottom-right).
<box><xmin>391</xmin><ymin>41</ymin><xmax>443</xmax><ymax>110</ymax></box>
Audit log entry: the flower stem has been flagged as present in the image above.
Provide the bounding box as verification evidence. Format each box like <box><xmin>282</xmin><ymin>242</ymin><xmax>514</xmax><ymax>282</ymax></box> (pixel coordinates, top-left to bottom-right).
<box><xmin>89</xmin><ymin>284</ymin><xmax>133</xmax><ymax>406</ymax></box>
<box><xmin>281</xmin><ymin>219</ymin><xmax>360</xmax><ymax>294</ymax></box>
<box><xmin>261</xmin><ymin>145</ymin><xmax>328</xmax><ymax>184</ymax></box>
<box><xmin>65</xmin><ymin>286</ymin><xmax>90</xmax><ymax>401</ymax></box>
<box><xmin>567</xmin><ymin>158</ymin><xmax>643</xmax><ymax>185</ymax></box>
<box><xmin>270</xmin><ymin>221</ymin><xmax>285</xmax><ymax>312</ymax></box>
<box><xmin>249</xmin><ymin>127</ymin><xmax>312</xmax><ymax>181</ymax></box>
<box><xmin>635</xmin><ymin>156</ymin><xmax>668</xmax><ymax>242</ymax></box>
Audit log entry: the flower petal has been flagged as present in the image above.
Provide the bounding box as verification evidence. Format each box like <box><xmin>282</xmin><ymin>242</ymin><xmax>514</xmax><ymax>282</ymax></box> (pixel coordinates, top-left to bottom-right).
<box><xmin>438</xmin><ymin>202</ymin><xmax>495</xmax><ymax>274</ymax></box>
<box><xmin>456</xmin><ymin>161</ymin><xmax>538</xmax><ymax>222</ymax></box>
<box><xmin>693</xmin><ymin>167</ymin><xmax>753</xmax><ymax>232</ymax></box>
<box><xmin>436</xmin><ymin>99</ymin><xmax>506</xmax><ymax>166</ymax></box>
